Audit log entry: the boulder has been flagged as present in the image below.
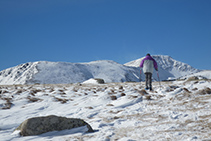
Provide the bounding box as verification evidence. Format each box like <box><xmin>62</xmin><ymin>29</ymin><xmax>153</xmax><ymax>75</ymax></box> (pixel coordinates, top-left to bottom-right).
<box><xmin>94</xmin><ymin>78</ymin><xmax>105</xmax><ymax>84</ymax></box>
<box><xmin>82</xmin><ymin>78</ymin><xmax>105</xmax><ymax>84</ymax></box>
<box><xmin>15</xmin><ymin>115</ymin><xmax>94</xmax><ymax>136</ymax></box>
<box><xmin>187</xmin><ymin>76</ymin><xmax>199</xmax><ymax>81</ymax></box>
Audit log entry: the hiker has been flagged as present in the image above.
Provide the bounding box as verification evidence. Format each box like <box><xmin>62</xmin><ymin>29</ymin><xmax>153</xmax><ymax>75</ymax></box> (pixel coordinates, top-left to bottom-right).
<box><xmin>140</xmin><ymin>53</ymin><xmax>158</xmax><ymax>90</ymax></box>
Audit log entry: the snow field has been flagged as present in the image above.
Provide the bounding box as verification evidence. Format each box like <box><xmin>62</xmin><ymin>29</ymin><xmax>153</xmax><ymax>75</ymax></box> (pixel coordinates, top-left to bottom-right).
<box><xmin>0</xmin><ymin>80</ymin><xmax>211</xmax><ymax>141</ymax></box>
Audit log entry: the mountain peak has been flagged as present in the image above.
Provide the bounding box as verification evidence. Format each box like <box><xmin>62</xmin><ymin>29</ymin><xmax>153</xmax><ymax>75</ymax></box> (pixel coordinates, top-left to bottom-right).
<box><xmin>124</xmin><ymin>55</ymin><xmax>200</xmax><ymax>79</ymax></box>
<box><xmin>0</xmin><ymin>55</ymin><xmax>203</xmax><ymax>85</ymax></box>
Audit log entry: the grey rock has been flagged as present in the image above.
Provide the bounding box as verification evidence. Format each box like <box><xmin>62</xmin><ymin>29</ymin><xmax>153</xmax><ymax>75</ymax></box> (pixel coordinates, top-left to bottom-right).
<box><xmin>15</xmin><ymin>115</ymin><xmax>94</xmax><ymax>136</ymax></box>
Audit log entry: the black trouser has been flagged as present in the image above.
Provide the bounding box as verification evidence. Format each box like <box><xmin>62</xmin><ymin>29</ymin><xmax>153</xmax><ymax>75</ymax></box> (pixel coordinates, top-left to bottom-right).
<box><xmin>145</xmin><ymin>72</ymin><xmax>152</xmax><ymax>88</ymax></box>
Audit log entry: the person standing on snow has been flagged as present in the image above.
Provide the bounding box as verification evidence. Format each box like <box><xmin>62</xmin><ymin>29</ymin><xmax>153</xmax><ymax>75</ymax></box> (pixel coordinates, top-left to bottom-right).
<box><xmin>140</xmin><ymin>53</ymin><xmax>158</xmax><ymax>91</ymax></box>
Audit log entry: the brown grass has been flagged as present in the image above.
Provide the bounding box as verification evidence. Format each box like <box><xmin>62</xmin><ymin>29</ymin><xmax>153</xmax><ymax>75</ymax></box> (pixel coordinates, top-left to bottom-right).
<box><xmin>192</xmin><ymin>88</ymin><xmax>198</xmax><ymax>91</ymax></box>
<box><xmin>54</xmin><ymin>97</ymin><xmax>69</xmax><ymax>104</ymax></box>
<box><xmin>106</xmin><ymin>104</ymin><xmax>114</xmax><ymax>106</ymax></box>
<box><xmin>138</xmin><ymin>89</ymin><xmax>148</xmax><ymax>96</ymax></box>
<box><xmin>29</xmin><ymin>89</ymin><xmax>42</xmax><ymax>96</ymax></box>
<box><xmin>196</xmin><ymin>87</ymin><xmax>211</xmax><ymax>95</ymax></box>
<box><xmin>16</xmin><ymin>90</ymin><xmax>23</xmax><ymax>94</ymax></box>
<box><xmin>145</xmin><ymin>95</ymin><xmax>152</xmax><ymax>100</ymax></box>
<box><xmin>110</xmin><ymin>95</ymin><xmax>117</xmax><ymax>100</ymax></box>
<box><xmin>1</xmin><ymin>97</ymin><xmax>13</xmax><ymax>109</ymax></box>
<box><xmin>121</xmin><ymin>93</ymin><xmax>126</xmax><ymax>96</ymax></box>
<box><xmin>119</xmin><ymin>86</ymin><xmax>124</xmax><ymax>89</ymax></box>
<box><xmin>183</xmin><ymin>88</ymin><xmax>191</xmax><ymax>93</ymax></box>
<box><xmin>0</xmin><ymin>90</ymin><xmax>9</xmax><ymax>94</ymax></box>
<box><xmin>128</xmin><ymin>95</ymin><xmax>138</xmax><ymax>99</ymax></box>
<box><xmin>27</xmin><ymin>96</ymin><xmax>43</xmax><ymax>102</ymax></box>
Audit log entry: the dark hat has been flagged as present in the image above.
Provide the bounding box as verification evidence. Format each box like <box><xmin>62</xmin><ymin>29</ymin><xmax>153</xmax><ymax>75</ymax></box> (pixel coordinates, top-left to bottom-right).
<box><xmin>146</xmin><ymin>53</ymin><xmax>151</xmax><ymax>56</ymax></box>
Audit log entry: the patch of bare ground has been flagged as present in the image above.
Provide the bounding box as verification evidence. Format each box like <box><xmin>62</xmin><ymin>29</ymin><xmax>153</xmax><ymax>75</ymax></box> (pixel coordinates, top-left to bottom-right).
<box><xmin>53</xmin><ymin>97</ymin><xmax>72</xmax><ymax>104</ymax></box>
<box><xmin>1</xmin><ymin>97</ymin><xmax>13</xmax><ymax>109</ymax></box>
<box><xmin>196</xmin><ymin>87</ymin><xmax>211</xmax><ymax>95</ymax></box>
<box><xmin>27</xmin><ymin>96</ymin><xmax>43</xmax><ymax>103</ymax></box>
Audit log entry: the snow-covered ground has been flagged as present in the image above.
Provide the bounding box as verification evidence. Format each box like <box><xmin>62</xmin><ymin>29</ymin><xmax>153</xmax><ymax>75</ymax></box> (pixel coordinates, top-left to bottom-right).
<box><xmin>180</xmin><ymin>70</ymin><xmax>211</xmax><ymax>80</ymax></box>
<box><xmin>0</xmin><ymin>79</ymin><xmax>211</xmax><ymax>141</ymax></box>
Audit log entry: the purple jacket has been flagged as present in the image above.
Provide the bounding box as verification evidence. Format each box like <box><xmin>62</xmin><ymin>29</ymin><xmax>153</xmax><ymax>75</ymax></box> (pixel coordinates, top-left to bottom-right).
<box><xmin>140</xmin><ymin>56</ymin><xmax>158</xmax><ymax>73</ymax></box>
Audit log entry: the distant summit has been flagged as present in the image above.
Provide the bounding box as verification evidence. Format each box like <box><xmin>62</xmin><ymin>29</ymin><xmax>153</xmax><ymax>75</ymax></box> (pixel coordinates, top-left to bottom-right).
<box><xmin>0</xmin><ymin>55</ymin><xmax>203</xmax><ymax>85</ymax></box>
<box><xmin>125</xmin><ymin>55</ymin><xmax>200</xmax><ymax>80</ymax></box>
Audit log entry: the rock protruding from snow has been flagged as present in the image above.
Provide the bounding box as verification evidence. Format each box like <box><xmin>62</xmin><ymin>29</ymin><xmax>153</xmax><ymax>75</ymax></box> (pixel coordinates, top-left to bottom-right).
<box><xmin>15</xmin><ymin>115</ymin><xmax>94</xmax><ymax>136</ymax></box>
<box><xmin>82</xmin><ymin>78</ymin><xmax>105</xmax><ymax>84</ymax></box>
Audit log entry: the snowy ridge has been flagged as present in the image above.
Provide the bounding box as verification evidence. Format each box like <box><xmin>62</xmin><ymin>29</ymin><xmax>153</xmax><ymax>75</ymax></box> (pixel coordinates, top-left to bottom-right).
<box><xmin>0</xmin><ymin>62</ymin><xmax>39</xmax><ymax>85</ymax></box>
<box><xmin>180</xmin><ymin>70</ymin><xmax>211</xmax><ymax>80</ymax></box>
<box><xmin>153</xmin><ymin>55</ymin><xmax>200</xmax><ymax>77</ymax></box>
<box><xmin>0</xmin><ymin>55</ymin><xmax>206</xmax><ymax>85</ymax></box>
<box><xmin>0</xmin><ymin>60</ymin><xmax>139</xmax><ymax>85</ymax></box>
<box><xmin>125</xmin><ymin>55</ymin><xmax>201</xmax><ymax>80</ymax></box>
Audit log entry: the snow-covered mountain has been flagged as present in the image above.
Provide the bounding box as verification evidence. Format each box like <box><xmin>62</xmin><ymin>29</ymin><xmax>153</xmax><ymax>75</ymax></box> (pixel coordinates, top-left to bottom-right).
<box><xmin>0</xmin><ymin>55</ymin><xmax>205</xmax><ymax>85</ymax></box>
<box><xmin>0</xmin><ymin>60</ymin><xmax>139</xmax><ymax>85</ymax></box>
<box><xmin>179</xmin><ymin>70</ymin><xmax>211</xmax><ymax>80</ymax></box>
<box><xmin>125</xmin><ymin>55</ymin><xmax>201</xmax><ymax>80</ymax></box>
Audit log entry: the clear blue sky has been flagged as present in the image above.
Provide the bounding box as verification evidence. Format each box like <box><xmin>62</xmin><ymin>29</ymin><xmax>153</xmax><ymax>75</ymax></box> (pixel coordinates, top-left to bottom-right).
<box><xmin>1</xmin><ymin>0</ymin><xmax>211</xmax><ymax>71</ymax></box>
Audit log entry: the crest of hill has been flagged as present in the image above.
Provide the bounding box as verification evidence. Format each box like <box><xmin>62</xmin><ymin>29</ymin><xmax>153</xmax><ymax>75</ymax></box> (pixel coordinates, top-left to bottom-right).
<box><xmin>0</xmin><ymin>55</ymin><xmax>205</xmax><ymax>85</ymax></box>
<box><xmin>0</xmin><ymin>60</ymin><xmax>139</xmax><ymax>85</ymax></box>
<box><xmin>124</xmin><ymin>55</ymin><xmax>200</xmax><ymax>79</ymax></box>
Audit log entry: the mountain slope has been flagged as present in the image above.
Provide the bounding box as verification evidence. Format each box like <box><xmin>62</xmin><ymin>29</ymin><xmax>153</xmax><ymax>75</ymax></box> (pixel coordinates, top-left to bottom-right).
<box><xmin>125</xmin><ymin>55</ymin><xmax>200</xmax><ymax>80</ymax></box>
<box><xmin>0</xmin><ymin>61</ymin><xmax>139</xmax><ymax>85</ymax></box>
<box><xmin>179</xmin><ymin>70</ymin><xmax>211</xmax><ymax>80</ymax></box>
<box><xmin>0</xmin><ymin>55</ymin><xmax>203</xmax><ymax>85</ymax></box>
<box><xmin>0</xmin><ymin>62</ymin><xmax>38</xmax><ymax>85</ymax></box>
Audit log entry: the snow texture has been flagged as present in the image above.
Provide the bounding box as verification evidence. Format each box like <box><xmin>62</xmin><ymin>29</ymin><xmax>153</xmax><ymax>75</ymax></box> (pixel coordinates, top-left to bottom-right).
<box><xmin>0</xmin><ymin>80</ymin><xmax>211</xmax><ymax>140</ymax></box>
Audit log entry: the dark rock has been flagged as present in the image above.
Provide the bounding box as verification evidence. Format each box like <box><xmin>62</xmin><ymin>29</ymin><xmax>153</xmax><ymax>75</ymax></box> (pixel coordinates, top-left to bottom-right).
<box><xmin>110</xmin><ymin>95</ymin><xmax>117</xmax><ymax>100</ymax></box>
<box><xmin>197</xmin><ymin>87</ymin><xmax>211</xmax><ymax>95</ymax></box>
<box><xmin>94</xmin><ymin>78</ymin><xmax>105</xmax><ymax>84</ymax></box>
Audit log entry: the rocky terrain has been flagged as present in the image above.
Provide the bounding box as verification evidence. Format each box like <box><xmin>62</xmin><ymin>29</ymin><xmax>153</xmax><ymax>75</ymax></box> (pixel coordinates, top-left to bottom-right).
<box><xmin>0</xmin><ymin>79</ymin><xmax>211</xmax><ymax>140</ymax></box>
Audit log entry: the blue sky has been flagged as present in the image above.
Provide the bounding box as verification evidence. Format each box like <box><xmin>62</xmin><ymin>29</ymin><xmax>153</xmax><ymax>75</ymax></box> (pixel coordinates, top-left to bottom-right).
<box><xmin>0</xmin><ymin>0</ymin><xmax>211</xmax><ymax>71</ymax></box>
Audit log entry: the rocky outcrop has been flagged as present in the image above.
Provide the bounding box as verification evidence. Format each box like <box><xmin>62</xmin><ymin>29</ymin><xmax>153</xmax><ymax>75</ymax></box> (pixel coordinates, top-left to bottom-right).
<box><xmin>82</xmin><ymin>78</ymin><xmax>105</xmax><ymax>84</ymax></box>
<box><xmin>15</xmin><ymin>115</ymin><xmax>94</xmax><ymax>136</ymax></box>
<box><xmin>94</xmin><ymin>78</ymin><xmax>105</xmax><ymax>84</ymax></box>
